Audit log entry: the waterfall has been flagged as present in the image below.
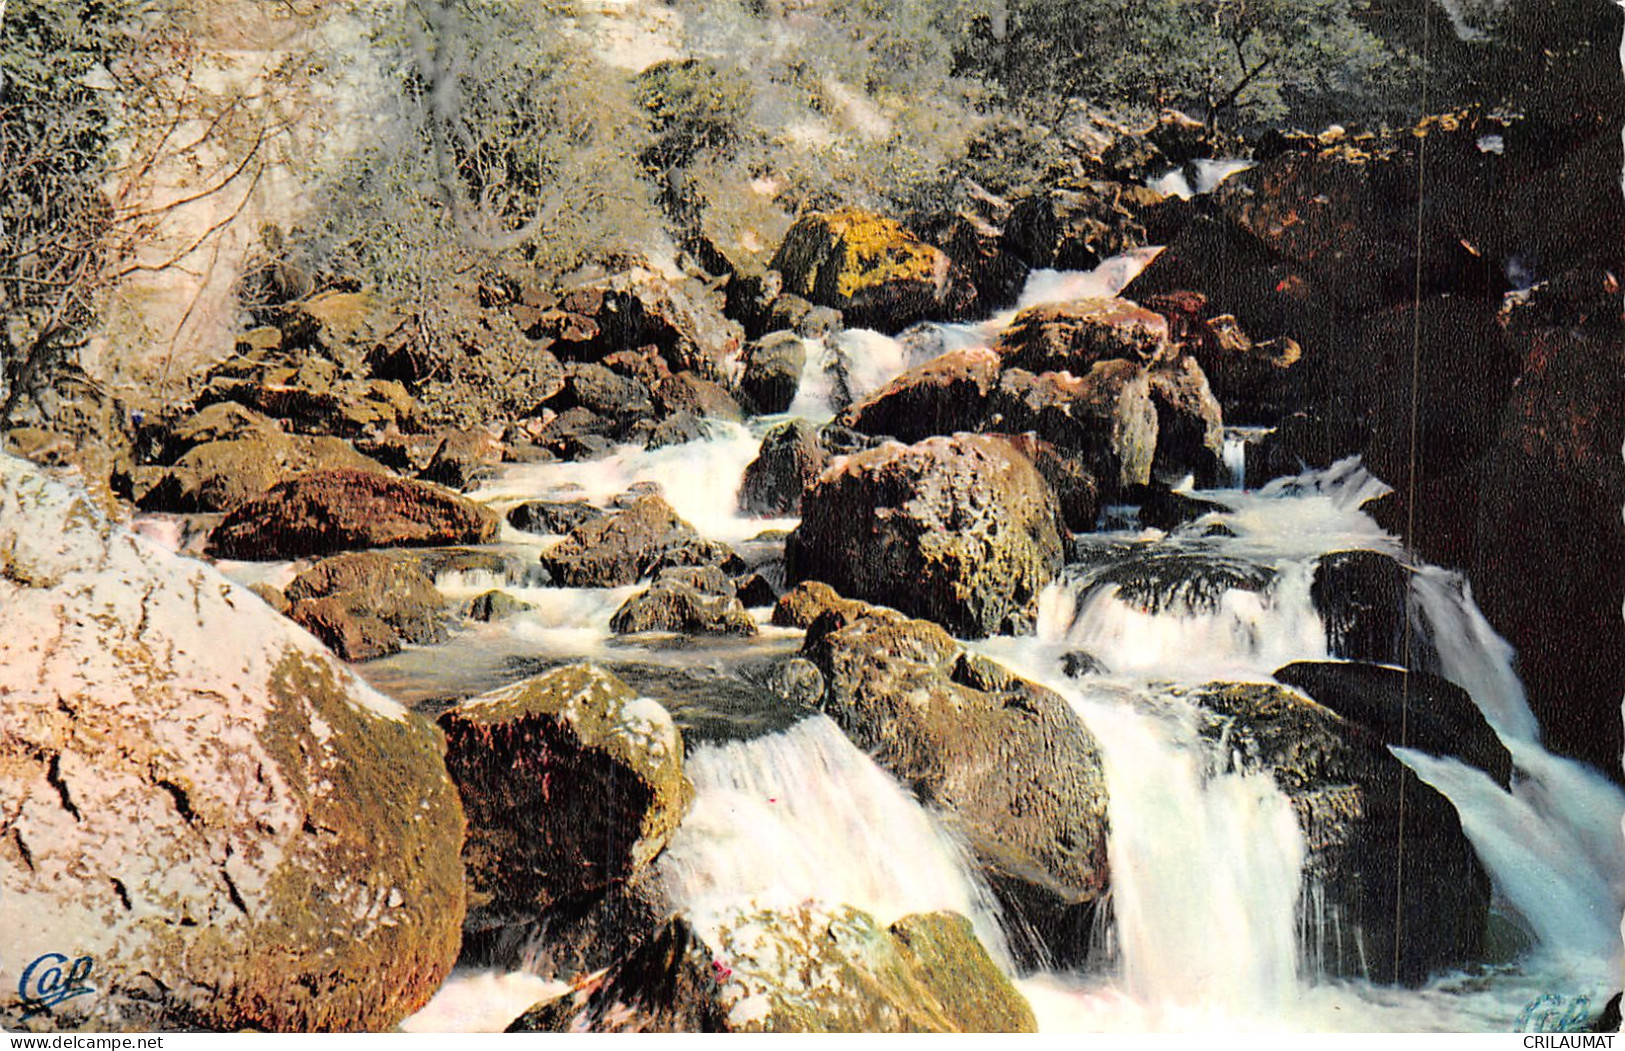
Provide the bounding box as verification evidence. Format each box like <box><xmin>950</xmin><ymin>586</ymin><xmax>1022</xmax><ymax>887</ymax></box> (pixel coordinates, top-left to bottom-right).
<box><xmin>1396</xmin><ymin>746</ymin><xmax>1625</xmax><ymax>971</ymax></box>
<box><xmin>656</xmin><ymin>715</ymin><xmax>1012</xmax><ymax>965</ymax></box>
<box><xmin>1408</xmin><ymin>566</ymin><xmax>1541</xmax><ymax>743</ymax></box>
<box><xmin>1072</xmin><ymin>692</ymin><xmax>1308</xmax><ymax>1012</ymax></box>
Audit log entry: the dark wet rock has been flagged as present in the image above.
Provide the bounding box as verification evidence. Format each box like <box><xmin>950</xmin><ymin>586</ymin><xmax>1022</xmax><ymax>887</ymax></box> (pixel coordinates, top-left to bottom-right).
<box><xmin>207</xmin><ymin>468</ymin><xmax>499</xmax><ymax>560</ymax></box>
<box><xmin>1002</xmin><ymin>182</ymin><xmax>1153</xmax><ymax>274</ymax></box>
<box><xmin>738</xmin><ymin>419</ymin><xmax>828</xmax><ymax>517</ymax></box>
<box><xmin>536</xmin><ymin>407</ymin><xmax>619</xmax><ymax>461</ymax></box>
<box><xmin>1311</xmin><ymin>550</ymin><xmax>1410</xmax><ymax>664</ymax></box>
<box><xmin>1093</xmin><ymin>551</ymin><xmax>1273</xmax><ymax>615</ymax></box>
<box><xmin>991</xmin><ymin>297</ymin><xmax>1174</xmax><ymax>373</ymax></box>
<box><xmin>467</xmin><ymin>590</ymin><xmax>535</xmax><ymax>622</ymax></box>
<box><xmin>787</xmin><ymin>434</ymin><xmax>1066</xmax><ymax>638</ymax></box>
<box><xmin>438</xmin><ymin>665</ymin><xmax>691</xmax><ymax>935</ymax></box>
<box><xmin>285</xmin><ymin>551</ymin><xmax>448</xmax><ymax>662</ymax></box>
<box><xmin>1122</xmin><ymin>216</ymin><xmax>1337</xmax><ymax>362</ymax></box>
<box><xmin>527</xmin><ymin>269</ymin><xmax>744</xmax><ymax>381</ymax></box>
<box><xmin>739</xmin><ymin>332</ymin><xmax>807</xmax><ymax>414</ymax></box>
<box><xmin>419</xmin><ymin>427</ymin><xmax>504</xmax><ymax>491</ymax></box>
<box><xmin>1274</xmin><ymin>661</ymin><xmax>1513</xmax><ymax>790</ymax></box>
<box><xmin>550</xmin><ymin>363</ymin><xmax>656</xmax><ymax>420</ymax></box>
<box><xmin>1146</xmin><ymin>356</ymin><xmax>1225</xmax><ymax>486</ymax></box>
<box><xmin>988</xmin><ymin>432</ymin><xmax>1100</xmax><ymax>532</ymax></box>
<box><xmin>772</xmin><ymin>208</ymin><xmax>965</xmax><ymax>332</ymax></box>
<box><xmin>733</xmin><ymin>571</ymin><xmax>781</xmax><ymax>609</ymax></box>
<box><xmin>763</xmin><ymin>294</ymin><xmax>843</xmax><ymax>339</ymax></box>
<box><xmin>1128</xmin><ymin>483</ymin><xmax>1227</xmax><ymax>532</ymax></box>
<box><xmin>724</xmin><ymin>259</ymin><xmax>783</xmax><ymax>338</ymax></box>
<box><xmin>1060</xmin><ymin>650</ymin><xmax>1108</xmax><ymax>678</ymax></box>
<box><xmin>646</xmin><ymin>411</ymin><xmax>709</xmax><ymax>450</ymax></box>
<box><xmin>610</xmin><ymin>580</ymin><xmax>758</xmax><ymax>637</ymax></box>
<box><xmin>508</xmin><ymin>499</ymin><xmax>607</xmax><ymax>537</ymax></box>
<box><xmin>1181</xmin><ymin>680</ymin><xmax>1491</xmax><ymax>984</ymax></box>
<box><xmin>986</xmin><ymin>362</ymin><xmax>1158</xmax><ymax>495</ymax></box>
<box><xmin>912</xmin><ymin>180</ymin><xmax>1028</xmax><ymax>312</ymax></box>
<box><xmin>509</xmin><ymin>907</ymin><xmax>1035</xmax><ymax>1033</ymax></box>
<box><xmin>799</xmin><ymin>598</ymin><xmax>1110</xmax><ymax>968</ymax></box>
<box><xmin>539</xmin><ymin>494</ymin><xmax>715</xmax><ymax>587</ymax></box>
<box><xmin>1145</xmin><ymin>291</ymin><xmax>1306</xmax><ymax>424</ymax></box>
<box><xmin>600</xmin><ymin>346</ymin><xmax>674</xmax><ymax>391</ymax></box>
<box><xmin>839</xmin><ymin>346</ymin><xmax>1001</xmax><ymax>444</ymax></box>
<box><xmin>138</xmin><ymin>432</ymin><xmax>389</xmax><ymax>514</ymax></box>
<box><xmin>1212</xmin><ymin>117</ymin><xmax>1511</xmax><ymax>313</ymax></box>
<box><xmin>642</xmin><ymin>537</ymin><xmax>747</xmax><ymax>579</ymax></box>
<box><xmin>655</xmin><ymin>564</ymin><xmax>735</xmax><ymax>596</ymax></box>
<box><xmin>0</xmin><ymin>457</ymin><xmax>464</xmax><ymax>1031</ymax></box>
<box><xmin>764</xmin><ymin>657</ymin><xmax>825</xmax><ymax>708</ymax></box>
<box><xmin>654</xmin><ymin>371</ymin><xmax>744</xmax><ymax>422</ymax></box>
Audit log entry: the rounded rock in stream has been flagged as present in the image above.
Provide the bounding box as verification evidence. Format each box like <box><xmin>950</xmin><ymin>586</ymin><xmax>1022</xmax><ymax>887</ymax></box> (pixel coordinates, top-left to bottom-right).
<box><xmin>1180</xmin><ymin>680</ymin><xmax>1491</xmax><ymax>984</ymax></box>
<box><xmin>0</xmin><ymin>455</ymin><xmax>466</xmax><ymax>1031</ymax></box>
<box><xmin>783</xmin><ymin>583</ymin><xmax>1111</xmax><ymax>968</ymax></box>
<box><xmin>786</xmin><ymin>434</ymin><xmax>1066</xmax><ymax>639</ymax></box>
<box><xmin>507</xmin><ymin>907</ymin><xmax>1036</xmax><ymax>1032</ymax></box>
<box><xmin>737</xmin><ymin>419</ymin><xmax>828</xmax><ymax>517</ymax></box>
<box><xmin>285</xmin><ymin>550</ymin><xmax>449</xmax><ymax>661</ymax></box>
<box><xmin>437</xmin><ymin>665</ymin><xmax>692</xmax><ymax>935</ymax></box>
<box><xmin>206</xmin><ymin>468</ymin><xmax>499</xmax><ymax>560</ymax></box>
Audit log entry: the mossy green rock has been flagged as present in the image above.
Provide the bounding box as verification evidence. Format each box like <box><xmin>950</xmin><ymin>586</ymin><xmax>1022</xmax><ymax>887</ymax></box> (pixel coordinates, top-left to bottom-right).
<box><xmin>772</xmin><ymin>209</ymin><xmax>958</xmax><ymax>333</ymax></box>
<box><xmin>0</xmin><ymin>454</ymin><xmax>465</xmax><ymax>1031</ymax></box>
<box><xmin>509</xmin><ymin>906</ymin><xmax>1035</xmax><ymax>1033</ymax></box>
<box><xmin>437</xmin><ymin>665</ymin><xmax>692</xmax><ymax>933</ymax></box>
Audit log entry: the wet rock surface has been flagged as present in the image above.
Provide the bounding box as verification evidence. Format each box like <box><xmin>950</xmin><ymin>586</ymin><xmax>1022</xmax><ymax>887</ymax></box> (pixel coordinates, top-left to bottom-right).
<box><xmin>0</xmin><ymin>456</ymin><xmax>465</xmax><ymax>1031</ymax></box>
<box><xmin>787</xmin><ymin>434</ymin><xmax>1066</xmax><ymax>638</ymax></box>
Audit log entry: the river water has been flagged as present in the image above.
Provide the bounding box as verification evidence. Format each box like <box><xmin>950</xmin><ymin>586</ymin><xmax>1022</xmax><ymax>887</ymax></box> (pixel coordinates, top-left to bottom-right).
<box><xmin>218</xmin><ymin>253</ymin><xmax>1622</xmax><ymax>1033</ymax></box>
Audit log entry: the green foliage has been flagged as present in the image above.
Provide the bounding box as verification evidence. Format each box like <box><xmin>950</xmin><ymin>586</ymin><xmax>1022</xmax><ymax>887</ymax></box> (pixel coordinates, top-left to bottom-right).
<box><xmin>635</xmin><ymin>58</ymin><xmax>754</xmax><ymax>170</ymax></box>
<box><xmin>956</xmin><ymin>0</ymin><xmax>1424</xmax><ymax>130</ymax></box>
<box><xmin>297</xmin><ymin>0</ymin><xmax>663</xmax><ymax>306</ymax></box>
<box><xmin>0</xmin><ymin>0</ymin><xmax>150</xmax><ymax>421</ymax></box>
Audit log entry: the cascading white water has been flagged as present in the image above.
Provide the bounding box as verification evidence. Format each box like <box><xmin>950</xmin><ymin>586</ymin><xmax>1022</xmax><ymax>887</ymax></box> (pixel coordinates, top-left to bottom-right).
<box><xmin>1409</xmin><ymin>566</ymin><xmax>1541</xmax><ymax>743</ymax></box>
<box><xmin>1072</xmin><ymin>692</ymin><xmax>1307</xmax><ymax>1011</ymax></box>
<box><xmin>988</xmin><ymin>453</ymin><xmax>1625</xmax><ymax>1029</ymax></box>
<box><xmin>1039</xmin><ymin>559</ymin><xmax>1329</xmax><ymax>681</ymax></box>
<box><xmin>468</xmin><ymin>421</ymin><xmax>797</xmax><ymax>544</ymax></box>
<box><xmin>1396</xmin><ymin>745</ymin><xmax>1625</xmax><ymax>972</ymax></box>
<box><xmin>784</xmin><ymin>247</ymin><xmax>1165</xmax><ymax>420</ymax></box>
<box><xmin>657</xmin><ymin>714</ymin><xmax>1011</xmax><ymax>966</ymax></box>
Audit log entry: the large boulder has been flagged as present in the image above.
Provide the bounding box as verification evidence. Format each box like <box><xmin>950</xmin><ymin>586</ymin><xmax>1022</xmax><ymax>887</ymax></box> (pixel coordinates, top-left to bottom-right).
<box><xmin>771</xmin><ymin>209</ymin><xmax>964</xmax><ymax>333</ymax></box>
<box><xmin>1272</xmin><ymin>661</ymin><xmax>1513</xmax><ymax>789</ymax></box>
<box><xmin>284</xmin><ymin>552</ymin><xmax>449</xmax><ymax>662</ymax></box>
<box><xmin>522</xmin><ymin>269</ymin><xmax>744</xmax><ymax>382</ymax></box>
<box><xmin>737</xmin><ymin>419</ymin><xmax>828</xmax><ymax>517</ymax></box>
<box><xmin>437</xmin><ymin>665</ymin><xmax>691</xmax><ymax>935</ymax></box>
<box><xmin>986</xmin><ymin>364</ymin><xmax>1159</xmax><ymax>495</ymax></box>
<box><xmin>1311</xmin><ymin>550</ymin><xmax>1411</xmax><ymax>665</ymax></box>
<box><xmin>0</xmin><ymin>455</ymin><xmax>465</xmax><ymax>1031</ymax></box>
<box><xmin>787</xmin><ymin>434</ymin><xmax>1066</xmax><ymax>638</ymax></box>
<box><xmin>138</xmin><ymin>432</ymin><xmax>388</xmax><ymax>514</ymax></box>
<box><xmin>1180</xmin><ymin>680</ymin><xmax>1490</xmax><ymax>984</ymax></box>
<box><xmin>991</xmin><ymin>297</ymin><xmax>1175</xmax><ymax>374</ymax></box>
<box><xmin>610</xmin><ymin>580</ymin><xmax>759</xmax><ymax>637</ymax></box>
<box><xmin>206</xmin><ymin>469</ymin><xmax>499</xmax><ymax>561</ymax></box>
<box><xmin>509</xmin><ymin>908</ymin><xmax>1035</xmax><ymax>1033</ymax></box>
<box><xmin>1146</xmin><ymin>356</ymin><xmax>1225</xmax><ymax>486</ymax></box>
<box><xmin>538</xmin><ymin>494</ymin><xmax>732</xmax><ymax>588</ymax></box>
<box><xmin>785</xmin><ymin>585</ymin><xmax>1111</xmax><ymax>967</ymax></box>
<box><xmin>839</xmin><ymin>346</ymin><xmax>1002</xmax><ymax>444</ymax></box>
